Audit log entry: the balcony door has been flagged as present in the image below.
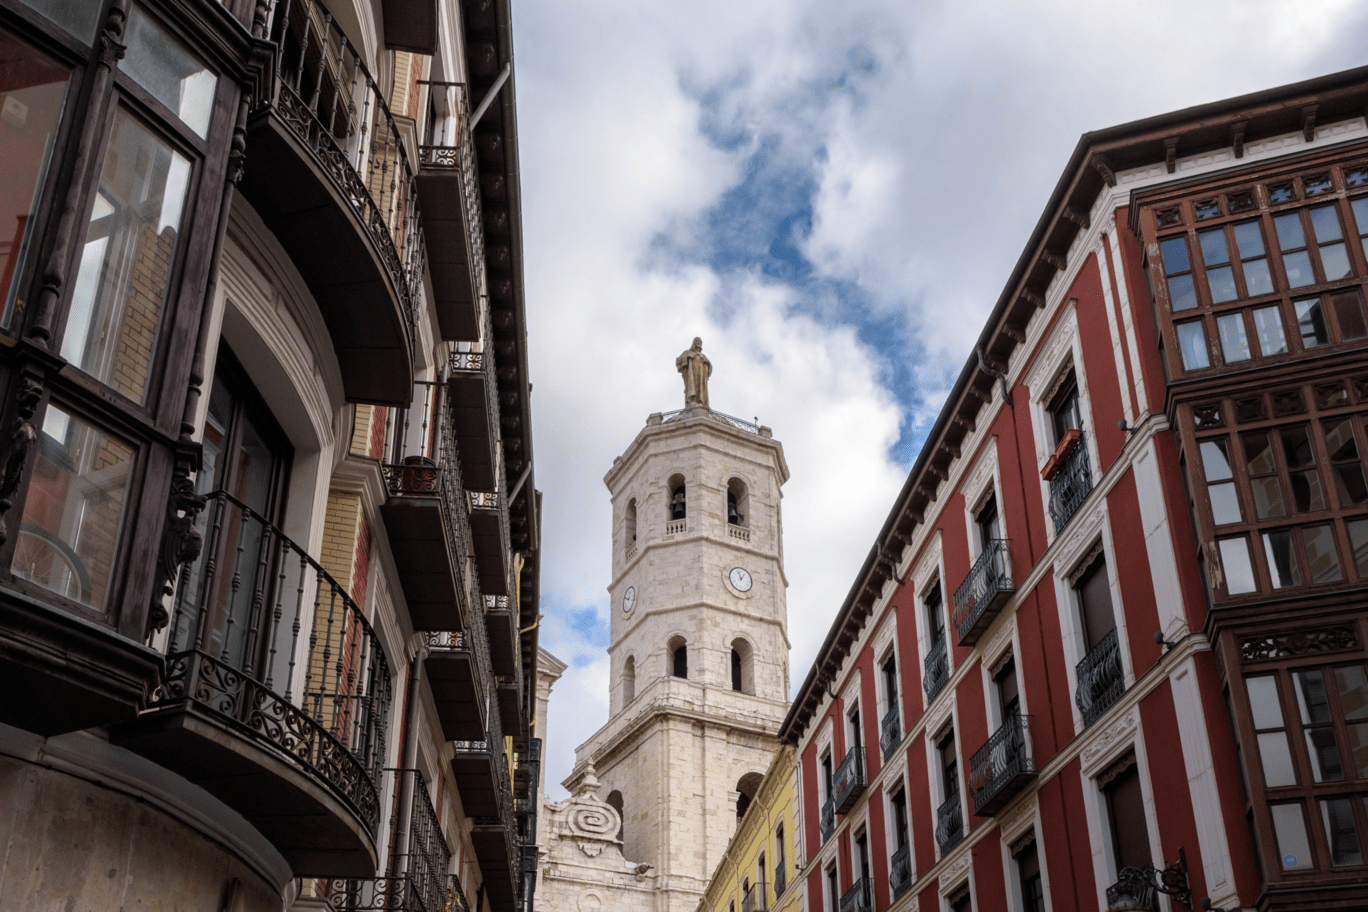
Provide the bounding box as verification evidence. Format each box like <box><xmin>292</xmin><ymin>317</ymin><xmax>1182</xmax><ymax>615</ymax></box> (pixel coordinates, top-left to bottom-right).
<box><xmin>175</xmin><ymin>348</ymin><xmax>291</xmax><ymax>666</ymax></box>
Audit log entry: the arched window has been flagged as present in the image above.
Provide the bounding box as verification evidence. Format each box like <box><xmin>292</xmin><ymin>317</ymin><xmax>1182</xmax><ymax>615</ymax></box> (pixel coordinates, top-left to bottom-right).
<box><xmin>726</xmin><ymin>477</ymin><xmax>749</xmax><ymax>527</ymax></box>
<box><xmin>731</xmin><ymin>637</ymin><xmax>754</xmax><ymax>695</ymax></box>
<box><xmin>606</xmin><ymin>790</ymin><xmax>625</xmax><ymax>842</ymax></box>
<box><xmin>625</xmin><ymin>498</ymin><xmax>637</xmax><ymax>546</ymax></box>
<box><xmin>623</xmin><ymin>655</ymin><xmax>636</xmax><ymax>704</ymax></box>
<box><xmin>736</xmin><ymin>772</ymin><xmax>763</xmax><ymax>822</ymax></box>
<box><xmin>669</xmin><ymin>635</ymin><xmax>688</xmax><ymax>678</ymax></box>
<box><xmin>668</xmin><ymin>474</ymin><xmax>687</xmax><ymax>521</ymax></box>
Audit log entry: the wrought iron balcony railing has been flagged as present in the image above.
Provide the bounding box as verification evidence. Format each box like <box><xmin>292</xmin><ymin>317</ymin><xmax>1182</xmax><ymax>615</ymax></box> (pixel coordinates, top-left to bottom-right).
<box><xmin>312</xmin><ymin>873</ymin><xmax>470</xmax><ymax>912</ymax></box>
<box><xmin>832</xmin><ymin>746</ymin><xmax>866</xmax><ymax>815</ymax></box>
<box><xmin>741</xmin><ymin>880</ymin><xmax>768</xmax><ymax>912</ymax></box>
<box><xmin>265</xmin><ymin>0</ymin><xmax>422</xmax><ymax>340</ymax></box>
<box><xmin>890</xmin><ymin>843</ymin><xmax>913</xmax><ymax>901</ymax></box>
<box><xmin>774</xmin><ymin>862</ymin><xmax>786</xmax><ymax>896</ymax></box>
<box><xmin>1047</xmin><ymin>432</ymin><xmax>1093</xmax><ymax>532</ymax></box>
<box><xmin>152</xmin><ymin>489</ymin><xmax>392</xmax><ymax>834</ymax></box>
<box><xmin>820</xmin><ymin>796</ymin><xmax>835</xmax><ymax>843</ymax></box>
<box><xmin>953</xmin><ymin>539</ymin><xmax>1014</xmax><ymax>646</ymax></box>
<box><xmin>383</xmin><ymin>381</ymin><xmax>446</xmax><ymax>497</ymax></box>
<box><xmin>418</xmin><ymin>80</ymin><xmax>487</xmax><ymax>321</ymax></box>
<box><xmin>660</xmin><ymin>407</ymin><xmax>765</xmax><ymax>435</ymax></box>
<box><xmin>1076</xmin><ymin>627</ymin><xmax>1125</xmax><ymax>727</ymax></box>
<box><xmin>838</xmin><ymin>878</ymin><xmax>872</xmax><ymax>912</ymax></box>
<box><xmin>880</xmin><ymin>702</ymin><xmax>901</xmax><ymax>762</ymax></box>
<box><xmin>405</xmin><ymin>775</ymin><xmax>454</xmax><ymax>912</ymax></box>
<box><xmin>969</xmin><ymin>714</ymin><xmax>1036</xmax><ymax>816</ymax></box>
<box><xmin>923</xmin><ymin>636</ymin><xmax>950</xmax><ymax>703</ymax></box>
<box><xmin>935</xmin><ymin>792</ymin><xmax>964</xmax><ymax>856</ymax></box>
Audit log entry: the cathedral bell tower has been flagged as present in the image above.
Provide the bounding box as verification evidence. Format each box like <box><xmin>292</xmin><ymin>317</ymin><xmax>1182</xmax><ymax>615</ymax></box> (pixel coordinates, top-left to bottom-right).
<box><xmin>561</xmin><ymin>340</ymin><xmax>791</xmax><ymax>912</ymax></box>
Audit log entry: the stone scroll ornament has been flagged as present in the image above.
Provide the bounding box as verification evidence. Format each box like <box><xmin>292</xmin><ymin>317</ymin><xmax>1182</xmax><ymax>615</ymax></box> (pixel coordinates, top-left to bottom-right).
<box><xmin>0</xmin><ymin>377</ymin><xmax>42</xmax><ymax>546</ymax></box>
<box><xmin>147</xmin><ymin>468</ymin><xmax>208</xmax><ymax>637</ymax></box>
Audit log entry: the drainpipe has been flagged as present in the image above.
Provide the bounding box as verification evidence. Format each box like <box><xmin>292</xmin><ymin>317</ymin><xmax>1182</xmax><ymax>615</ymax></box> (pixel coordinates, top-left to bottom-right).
<box><xmin>389</xmin><ymin>644</ymin><xmax>427</xmax><ymax>879</ymax></box>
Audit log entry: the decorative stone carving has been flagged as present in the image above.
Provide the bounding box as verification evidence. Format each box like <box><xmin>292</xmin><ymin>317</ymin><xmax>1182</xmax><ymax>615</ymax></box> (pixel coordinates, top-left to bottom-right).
<box><xmin>939</xmin><ymin>846</ymin><xmax>972</xmax><ymax>894</ymax></box>
<box><xmin>1080</xmin><ymin>709</ymin><xmax>1139</xmax><ymax>775</ymax></box>
<box><xmin>997</xmin><ymin>792</ymin><xmax>1037</xmax><ymax>845</ymax></box>
<box><xmin>0</xmin><ymin>377</ymin><xmax>42</xmax><ymax>546</ymax></box>
<box><xmin>148</xmin><ymin>467</ymin><xmax>208</xmax><ymax>637</ymax></box>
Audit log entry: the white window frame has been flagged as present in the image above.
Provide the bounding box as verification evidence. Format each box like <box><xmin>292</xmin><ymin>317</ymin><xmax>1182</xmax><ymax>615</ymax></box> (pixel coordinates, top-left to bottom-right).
<box><xmin>960</xmin><ymin>437</ymin><xmax>1005</xmax><ymax>564</ymax></box>
<box><xmin>980</xmin><ymin>619</ymin><xmax>1025</xmax><ymax>735</ymax></box>
<box><xmin>910</xmin><ymin>533</ymin><xmax>950</xmax><ymax>700</ymax></box>
<box><xmin>925</xmin><ymin>704</ymin><xmax>965</xmax><ymax>862</ymax></box>
<box><xmin>883</xmin><ymin>769</ymin><xmax>915</xmax><ymax>890</ymax></box>
<box><xmin>1078</xmin><ymin>711</ymin><xmax>1163</xmax><ymax>910</ymax></box>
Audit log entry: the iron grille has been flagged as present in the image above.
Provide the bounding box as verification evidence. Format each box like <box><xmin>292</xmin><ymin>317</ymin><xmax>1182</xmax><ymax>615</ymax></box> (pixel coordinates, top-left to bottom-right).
<box><xmin>935</xmin><ymin>792</ymin><xmax>964</xmax><ymax>856</ymax></box>
<box><xmin>923</xmin><ymin>637</ymin><xmax>950</xmax><ymax>703</ymax></box>
<box><xmin>1047</xmin><ymin>433</ymin><xmax>1093</xmax><ymax>532</ymax></box>
<box><xmin>880</xmin><ymin>703</ymin><xmax>901</xmax><ymax>762</ymax></box>
<box><xmin>968</xmin><ymin>714</ymin><xmax>1036</xmax><ymax>816</ymax></box>
<box><xmin>1075</xmin><ymin>627</ymin><xmax>1124</xmax><ymax>727</ymax></box>
<box><xmin>952</xmin><ymin>539</ymin><xmax>1014</xmax><ymax>645</ymax></box>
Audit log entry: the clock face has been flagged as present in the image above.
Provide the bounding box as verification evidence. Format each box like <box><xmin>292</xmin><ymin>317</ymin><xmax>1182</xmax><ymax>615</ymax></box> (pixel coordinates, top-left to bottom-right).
<box><xmin>622</xmin><ymin>586</ymin><xmax>636</xmax><ymax>613</ymax></box>
<box><xmin>729</xmin><ymin>567</ymin><xmax>753</xmax><ymax>592</ymax></box>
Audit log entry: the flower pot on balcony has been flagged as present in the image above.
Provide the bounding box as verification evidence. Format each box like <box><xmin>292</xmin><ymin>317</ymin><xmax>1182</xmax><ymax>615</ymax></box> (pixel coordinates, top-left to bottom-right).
<box><xmin>1041</xmin><ymin>428</ymin><xmax>1082</xmax><ymax>480</ymax></box>
<box><xmin>400</xmin><ymin>455</ymin><xmax>439</xmax><ymax>493</ymax></box>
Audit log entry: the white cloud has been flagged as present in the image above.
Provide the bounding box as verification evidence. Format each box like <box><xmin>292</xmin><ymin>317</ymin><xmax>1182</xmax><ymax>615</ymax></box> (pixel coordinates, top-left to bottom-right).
<box><xmin>513</xmin><ymin>0</ymin><xmax>1368</xmax><ymax>800</ymax></box>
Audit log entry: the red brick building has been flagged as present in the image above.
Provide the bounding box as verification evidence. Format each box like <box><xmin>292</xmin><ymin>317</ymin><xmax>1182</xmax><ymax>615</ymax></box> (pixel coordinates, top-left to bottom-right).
<box><xmin>781</xmin><ymin>66</ymin><xmax>1368</xmax><ymax>912</ymax></box>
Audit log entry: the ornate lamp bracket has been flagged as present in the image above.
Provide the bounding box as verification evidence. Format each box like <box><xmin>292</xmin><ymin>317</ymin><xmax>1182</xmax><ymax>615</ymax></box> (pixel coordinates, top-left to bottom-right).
<box><xmin>1105</xmin><ymin>846</ymin><xmax>1195</xmax><ymax>912</ymax></box>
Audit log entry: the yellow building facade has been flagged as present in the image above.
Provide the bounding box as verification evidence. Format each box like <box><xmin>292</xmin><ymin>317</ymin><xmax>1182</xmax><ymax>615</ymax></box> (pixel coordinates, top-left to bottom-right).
<box><xmin>698</xmin><ymin>745</ymin><xmax>802</xmax><ymax>912</ymax></box>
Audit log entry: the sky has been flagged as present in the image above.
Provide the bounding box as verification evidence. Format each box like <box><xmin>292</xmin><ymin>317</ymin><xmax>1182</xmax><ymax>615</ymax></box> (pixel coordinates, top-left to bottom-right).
<box><xmin>511</xmin><ymin>0</ymin><xmax>1368</xmax><ymax>800</ymax></box>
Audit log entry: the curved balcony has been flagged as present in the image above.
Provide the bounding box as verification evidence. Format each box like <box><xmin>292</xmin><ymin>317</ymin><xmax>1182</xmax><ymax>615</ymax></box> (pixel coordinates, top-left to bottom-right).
<box><xmin>820</xmin><ymin>796</ymin><xmax>835</xmax><ymax>843</ymax></box>
<box><xmin>1076</xmin><ymin>627</ymin><xmax>1125</xmax><ymax>727</ymax></box>
<box><xmin>742</xmin><ymin>880</ymin><xmax>769</xmax><ymax>912</ymax></box>
<box><xmin>238</xmin><ymin>1</ymin><xmax>423</xmax><ymax>406</ymax></box>
<box><xmin>115</xmin><ymin>492</ymin><xmax>392</xmax><ymax>876</ymax></box>
<box><xmin>923</xmin><ymin>636</ymin><xmax>950</xmax><ymax>703</ymax></box>
<box><xmin>935</xmin><ymin>792</ymin><xmax>964</xmax><ymax>856</ymax></box>
<box><xmin>417</xmin><ymin>85</ymin><xmax>484</xmax><ymax>341</ymax></box>
<box><xmin>953</xmin><ymin>539</ymin><xmax>1014</xmax><ymax>646</ymax></box>
<box><xmin>839</xmin><ymin>878</ymin><xmax>871</xmax><ymax>912</ymax></box>
<box><xmin>1046</xmin><ymin>431</ymin><xmax>1093</xmax><ymax>532</ymax></box>
<box><xmin>380</xmin><ymin>382</ymin><xmax>467</xmax><ymax>631</ymax></box>
<box><xmin>890</xmin><ymin>843</ymin><xmax>913</xmax><ymax>901</ymax></box>
<box><xmin>880</xmin><ymin>703</ymin><xmax>901</xmax><ymax>762</ymax></box>
<box><xmin>832</xmin><ymin>746</ymin><xmax>866</xmax><ymax>815</ymax></box>
<box><xmin>969</xmin><ymin>714</ymin><xmax>1036</xmax><ymax>816</ymax></box>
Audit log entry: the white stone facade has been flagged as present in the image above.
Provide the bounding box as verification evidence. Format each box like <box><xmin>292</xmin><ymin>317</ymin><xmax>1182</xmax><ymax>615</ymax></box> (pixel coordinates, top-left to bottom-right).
<box><xmin>539</xmin><ymin>406</ymin><xmax>792</xmax><ymax>912</ymax></box>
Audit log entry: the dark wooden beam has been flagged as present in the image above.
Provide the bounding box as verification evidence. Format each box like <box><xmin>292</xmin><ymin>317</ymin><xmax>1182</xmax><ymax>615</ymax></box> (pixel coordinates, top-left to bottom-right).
<box><xmin>1090</xmin><ymin>153</ymin><xmax>1116</xmax><ymax>188</ymax></box>
<box><xmin>1164</xmin><ymin>136</ymin><xmax>1179</xmax><ymax>174</ymax></box>
<box><xmin>1303</xmin><ymin>103</ymin><xmax>1320</xmax><ymax>141</ymax></box>
<box><xmin>1041</xmin><ymin>251</ymin><xmax>1067</xmax><ymax>271</ymax></box>
<box><xmin>1231</xmin><ymin>119</ymin><xmax>1247</xmax><ymax>159</ymax></box>
<box><xmin>1062</xmin><ymin>206</ymin><xmax>1090</xmax><ymax>230</ymax></box>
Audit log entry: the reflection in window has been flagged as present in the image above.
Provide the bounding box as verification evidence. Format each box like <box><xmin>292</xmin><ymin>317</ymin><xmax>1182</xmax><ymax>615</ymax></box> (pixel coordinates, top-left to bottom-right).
<box><xmin>1200</xmin><ymin>228</ymin><xmax>1237</xmax><ymax>303</ymax></box>
<box><xmin>1235</xmin><ymin>220</ymin><xmax>1275</xmax><ymax>296</ymax></box>
<box><xmin>1202</xmin><ymin>439</ymin><xmax>1241</xmax><ymax>524</ymax></box>
<box><xmin>1252</xmin><ymin>306</ymin><xmax>1289</xmax><ymax>355</ymax></box>
<box><xmin>1270</xmin><ymin>803</ymin><xmax>1313</xmax><ymax>870</ymax></box>
<box><xmin>1279</xmin><ymin>426</ymin><xmax>1324</xmax><ymax>513</ymax></box>
<box><xmin>1295</xmin><ymin>669</ymin><xmax>1345</xmax><ymax>782</ymax></box>
<box><xmin>1161</xmin><ymin>237</ymin><xmax>1197</xmax><ymax>311</ymax></box>
<box><xmin>1325</xmin><ymin>420</ymin><xmax>1368</xmax><ymax>507</ymax></box>
<box><xmin>1217</xmin><ymin>313</ymin><xmax>1251</xmax><ymax>361</ymax></box>
<box><xmin>1243</xmin><ymin>431</ymin><xmax>1286</xmax><ymax>519</ymax></box>
<box><xmin>1275</xmin><ymin>214</ymin><xmax>1315</xmax><ymax>288</ymax></box>
<box><xmin>16</xmin><ymin>0</ymin><xmax>101</xmax><ymax>42</ymax></box>
<box><xmin>1295</xmin><ymin>298</ymin><xmax>1330</xmax><ymax>348</ymax></box>
<box><xmin>1321</xmin><ymin>798</ymin><xmax>1363</xmax><ymax>867</ymax></box>
<box><xmin>1335</xmin><ymin>666</ymin><xmax>1368</xmax><ymax>779</ymax></box>
<box><xmin>1332</xmin><ymin>290</ymin><xmax>1368</xmax><ymax>341</ymax></box>
<box><xmin>1263</xmin><ymin>529</ymin><xmax>1302</xmax><ymax>589</ymax></box>
<box><xmin>121</xmin><ymin>8</ymin><xmax>218</xmax><ymax>138</ymax></box>
<box><xmin>13</xmin><ymin>405</ymin><xmax>134</xmax><ymax>613</ymax></box>
<box><xmin>0</xmin><ymin>31</ymin><xmax>72</xmax><ymax>329</ymax></box>
<box><xmin>1348</xmin><ymin>519</ymin><xmax>1368</xmax><ymax>578</ymax></box>
<box><xmin>1176</xmin><ymin>321</ymin><xmax>1210</xmax><ymax>370</ymax></box>
<box><xmin>61</xmin><ymin>109</ymin><xmax>191</xmax><ymax>403</ymax></box>
<box><xmin>1302</xmin><ymin>524</ymin><xmax>1342</xmax><ymax>584</ymax></box>
<box><xmin>1353</xmin><ymin>198</ymin><xmax>1368</xmax><ymax>262</ymax></box>
<box><xmin>1309</xmin><ymin>204</ymin><xmax>1351</xmax><ymax>281</ymax></box>
<box><xmin>1218</xmin><ymin>537</ymin><xmax>1257</xmax><ymax>594</ymax></box>
<box><xmin>1246</xmin><ymin>675</ymin><xmax>1296</xmax><ymax>787</ymax></box>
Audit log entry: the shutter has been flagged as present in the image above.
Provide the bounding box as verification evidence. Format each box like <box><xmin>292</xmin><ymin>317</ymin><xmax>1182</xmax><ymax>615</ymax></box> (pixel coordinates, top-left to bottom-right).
<box><xmin>1078</xmin><ymin>557</ymin><xmax>1116</xmax><ymax>650</ymax></box>
<box><xmin>1106</xmin><ymin>766</ymin><xmax>1152</xmax><ymax>872</ymax></box>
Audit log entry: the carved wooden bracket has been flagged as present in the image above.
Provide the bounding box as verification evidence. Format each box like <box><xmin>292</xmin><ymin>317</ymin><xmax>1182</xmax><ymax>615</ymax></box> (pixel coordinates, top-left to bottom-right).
<box><xmin>0</xmin><ymin>376</ymin><xmax>43</xmax><ymax>546</ymax></box>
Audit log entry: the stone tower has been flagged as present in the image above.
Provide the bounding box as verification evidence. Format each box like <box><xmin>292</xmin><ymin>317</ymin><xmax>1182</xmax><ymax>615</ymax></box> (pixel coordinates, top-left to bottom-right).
<box><xmin>558</xmin><ymin>388</ymin><xmax>791</xmax><ymax>912</ymax></box>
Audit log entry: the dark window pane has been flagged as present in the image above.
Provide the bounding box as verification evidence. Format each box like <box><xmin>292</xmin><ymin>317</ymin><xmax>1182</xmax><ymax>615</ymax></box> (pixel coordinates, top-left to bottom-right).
<box><xmin>1325</xmin><ymin>421</ymin><xmax>1360</xmax><ymax>462</ymax></box>
<box><xmin>1280</xmin><ymin>427</ymin><xmax>1325</xmax><ymax>513</ymax></box>
<box><xmin>1296</xmin><ymin>670</ymin><xmax>1345</xmax><ymax>781</ymax></box>
<box><xmin>1303</xmin><ymin>524</ymin><xmax>1342</xmax><ymax>583</ymax></box>
<box><xmin>1332</xmin><ymin>290</ymin><xmax>1368</xmax><ymax>340</ymax></box>
<box><xmin>1296</xmin><ymin>299</ymin><xmax>1331</xmax><ymax>347</ymax></box>
<box><xmin>1077</xmin><ymin>557</ymin><xmax>1116</xmax><ymax>650</ymax></box>
<box><xmin>1168</xmin><ymin>274</ymin><xmax>1198</xmax><ymax>312</ymax></box>
<box><xmin>1104</xmin><ymin>765</ymin><xmax>1151</xmax><ymax>872</ymax></box>
<box><xmin>1348</xmin><ymin>519</ymin><xmax>1368</xmax><ymax>578</ymax></box>
<box><xmin>1253</xmin><ymin>306</ymin><xmax>1288</xmax><ymax>354</ymax></box>
<box><xmin>0</xmin><ymin>32</ymin><xmax>72</xmax><ymax>329</ymax></box>
<box><xmin>1322</xmin><ymin>798</ymin><xmax>1364</xmax><ymax>867</ymax></box>
<box><xmin>1177</xmin><ymin>321</ymin><xmax>1210</xmax><ymax>369</ymax></box>
<box><xmin>1200</xmin><ymin>229</ymin><xmax>1231</xmax><ymax>265</ymax></box>
<box><xmin>1161</xmin><ymin>237</ymin><xmax>1191</xmax><ymax>274</ymax></box>
<box><xmin>1263</xmin><ymin>530</ymin><xmax>1302</xmax><ymax>588</ymax></box>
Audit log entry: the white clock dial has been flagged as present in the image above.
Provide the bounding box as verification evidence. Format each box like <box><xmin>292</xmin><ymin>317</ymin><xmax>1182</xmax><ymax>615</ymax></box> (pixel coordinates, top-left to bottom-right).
<box><xmin>729</xmin><ymin>567</ymin><xmax>753</xmax><ymax>592</ymax></box>
<box><xmin>622</xmin><ymin>586</ymin><xmax>636</xmax><ymax>613</ymax></box>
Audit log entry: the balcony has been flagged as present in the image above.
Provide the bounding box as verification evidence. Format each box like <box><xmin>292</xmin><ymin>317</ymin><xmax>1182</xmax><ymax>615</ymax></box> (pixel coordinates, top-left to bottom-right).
<box><xmin>666</xmin><ymin>519</ymin><xmax>686</xmax><ymax>535</ymax></box>
<box><xmin>484</xmin><ymin>594</ymin><xmax>517</xmax><ymax>676</ymax></box>
<box><xmin>1046</xmin><ymin>431</ymin><xmax>1093</xmax><ymax>532</ymax></box>
<box><xmin>380</xmin><ymin>382</ymin><xmax>468</xmax><ymax>631</ymax></box>
<box><xmin>953</xmin><ymin>539</ymin><xmax>1014</xmax><ymax>646</ymax></box>
<box><xmin>923</xmin><ymin>636</ymin><xmax>950</xmax><ymax>703</ymax></box>
<box><xmin>742</xmin><ymin>880</ymin><xmax>769</xmax><ymax>912</ymax></box>
<box><xmin>890</xmin><ymin>843</ymin><xmax>913</xmax><ymax>901</ymax></box>
<box><xmin>471</xmin><ymin>808</ymin><xmax>520</xmax><ymax>912</ymax></box>
<box><xmin>416</xmin><ymin>85</ymin><xmax>483</xmax><ymax>341</ymax></box>
<box><xmin>115</xmin><ymin>492</ymin><xmax>391</xmax><ymax>875</ymax></box>
<box><xmin>425</xmin><ymin>630</ymin><xmax>487</xmax><ymax>741</ymax></box>
<box><xmin>969</xmin><ymin>714</ymin><xmax>1036</xmax><ymax>816</ymax></box>
<box><xmin>832</xmin><ymin>746</ymin><xmax>866</xmax><ymax>814</ymax></box>
<box><xmin>1076</xmin><ymin>627</ymin><xmax>1125</xmax><ymax>727</ymax></box>
<box><xmin>469</xmin><ymin>491</ymin><xmax>512</xmax><ymax>597</ymax></box>
<box><xmin>838</xmin><ymin>878</ymin><xmax>872</xmax><ymax>912</ymax></box>
<box><xmin>239</xmin><ymin>2</ymin><xmax>422</xmax><ymax>406</ymax></box>
<box><xmin>381</xmin><ymin>0</ymin><xmax>438</xmax><ymax>54</ymax></box>
<box><xmin>774</xmin><ymin>862</ymin><xmax>787</xmax><ymax>896</ymax></box>
<box><xmin>516</xmin><ymin>738</ymin><xmax>542</xmax><ymax>800</ymax></box>
<box><xmin>820</xmin><ymin>796</ymin><xmax>835</xmax><ymax>842</ymax></box>
<box><xmin>880</xmin><ymin>703</ymin><xmax>901</xmax><ymax>762</ymax></box>
<box><xmin>935</xmin><ymin>792</ymin><xmax>964</xmax><ymax>856</ymax></box>
<box><xmin>448</xmin><ymin>351</ymin><xmax>500</xmax><ymax>491</ymax></box>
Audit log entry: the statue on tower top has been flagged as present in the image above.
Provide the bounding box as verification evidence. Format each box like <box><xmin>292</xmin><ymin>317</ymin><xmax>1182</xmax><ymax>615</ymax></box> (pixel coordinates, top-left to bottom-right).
<box><xmin>675</xmin><ymin>337</ymin><xmax>712</xmax><ymax>409</ymax></box>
